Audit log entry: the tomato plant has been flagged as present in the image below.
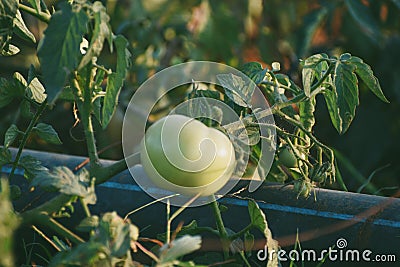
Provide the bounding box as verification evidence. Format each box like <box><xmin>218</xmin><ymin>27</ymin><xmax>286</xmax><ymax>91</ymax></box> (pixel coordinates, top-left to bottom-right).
<box><xmin>0</xmin><ymin>0</ymin><xmax>394</xmax><ymax>266</ymax></box>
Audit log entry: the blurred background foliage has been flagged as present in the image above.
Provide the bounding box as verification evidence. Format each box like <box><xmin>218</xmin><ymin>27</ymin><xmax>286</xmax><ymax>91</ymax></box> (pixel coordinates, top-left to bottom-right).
<box><xmin>1</xmin><ymin>0</ymin><xmax>399</xmax><ymax>195</ymax></box>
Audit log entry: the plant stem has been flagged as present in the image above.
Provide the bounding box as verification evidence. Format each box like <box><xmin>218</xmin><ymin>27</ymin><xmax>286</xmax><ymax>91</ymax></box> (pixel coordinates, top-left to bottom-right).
<box><xmin>96</xmin><ymin>158</ymin><xmax>127</xmax><ymax>184</ymax></box>
<box><xmin>229</xmin><ymin>223</ymin><xmax>253</xmax><ymax>241</ymax></box>
<box><xmin>32</xmin><ymin>225</ymin><xmax>62</xmax><ymax>252</ymax></box>
<box><xmin>19</xmin><ymin>4</ymin><xmax>51</xmax><ymax>24</ymax></box>
<box><xmin>80</xmin><ymin>197</ymin><xmax>91</xmax><ymax>217</ymax></box>
<box><xmin>210</xmin><ymin>196</ymin><xmax>229</xmax><ymax>259</ymax></box>
<box><xmin>44</xmin><ymin>216</ymin><xmax>84</xmax><ymax>244</ymax></box>
<box><xmin>9</xmin><ymin>101</ymin><xmax>47</xmax><ymax>180</ymax></box>
<box><xmin>310</xmin><ymin>63</ymin><xmax>335</xmax><ymax>92</ymax></box>
<box><xmin>21</xmin><ymin>194</ymin><xmax>75</xmax><ymax>224</ymax></box>
<box><xmin>76</xmin><ymin>68</ymin><xmax>101</xmax><ymax>172</ymax></box>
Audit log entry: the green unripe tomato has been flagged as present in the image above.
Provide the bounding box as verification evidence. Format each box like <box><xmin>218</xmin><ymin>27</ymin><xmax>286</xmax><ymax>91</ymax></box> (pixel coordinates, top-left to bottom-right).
<box><xmin>140</xmin><ymin>114</ymin><xmax>236</xmax><ymax>196</ymax></box>
<box><xmin>278</xmin><ymin>146</ymin><xmax>297</xmax><ymax>168</ymax></box>
<box><xmin>294</xmin><ymin>180</ymin><xmax>311</xmax><ymax>198</ymax></box>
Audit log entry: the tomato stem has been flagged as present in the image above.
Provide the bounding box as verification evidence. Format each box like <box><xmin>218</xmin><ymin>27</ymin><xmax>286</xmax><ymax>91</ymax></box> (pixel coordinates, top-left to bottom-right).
<box><xmin>210</xmin><ymin>196</ymin><xmax>230</xmax><ymax>259</ymax></box>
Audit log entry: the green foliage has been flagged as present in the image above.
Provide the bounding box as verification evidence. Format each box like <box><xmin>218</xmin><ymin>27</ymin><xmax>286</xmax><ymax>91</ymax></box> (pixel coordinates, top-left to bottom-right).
<box><xmin>49</xmin><ymin>212</ymin><xmax>138</xmax><ymax>267</ymax></box>
<box><xmin>37</xmin><ymin>2</ymin><xmax>89</xmax><ymax>103</ymax></box>
<box><xmin>0</xmin><ymin>0</ymin><xmax>18</xmax><ymax>55</ymax></box>
<box><xmin>31</xmin><ymin>167</ymin><xmax>96</xmax><ymax>204</ymax></box>
<box><xmin>102</xmin><ymin>35</ymin><xmax>131</xmax><ymax>129</ymax></box>
<box><xmin>32</xmin><ymin>123</ymin><xmax>62</xmax><ymax>145</ymax></box>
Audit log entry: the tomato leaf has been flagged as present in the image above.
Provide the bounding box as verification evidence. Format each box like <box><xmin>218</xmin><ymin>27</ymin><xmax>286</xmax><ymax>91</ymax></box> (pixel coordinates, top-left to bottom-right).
<box><xmin>13</xmin><ymin>10</ymin><xmax>36</xmax><ymax>43</ymax></box>
<box><xmin>349</xmin><ymin>56</ymin><xmax>389</xmax><ymax>103</ymax></box>
<box><xmin>217</xmin><ymin>73</ymin><xmax>254</xmax><ymax>108</ymax></box>
<box><xmin>28</xmin><ymin>0</ymin><xmax>41</xmax><ymax>14</ymax></box>
<box><xmin>0</xmin><ymin>76</ymin><xmax>25</xmax><ymax>107</ymax></box>
<box><xmin>50</xmin><ymin>212</ymin><xmax>138</xmax><ymax>266</ymax></box>
<box><xmin>19</xmin><ymin>155</ymin><xmax>48</xmax><ymax>180</ymax></box>
<box><xmin>31</xmin><ymin>167</ymin><xmax>96</xmax><ymax>204</ymax></box>
<box><xmin>76</xmin><ymin>215</ymin><xmax>99</xmax><ymax>232</ymax></box>
<box><xmin>240</xmin><ymin>62</ymin><xmax>268</xmax><ymax>84</ymax></box>
<box><xmin>333</xmin><ymin>58</ymin><xmax>359</xmax><ymax>134</ymax></box>
<box><xmin>28</xmin><ymin>78</ymin><xmax>47</xmax><ymax>103</ymax></box>
<box><xmin>159</xmin><ymin>235</ymin><xmax>202</xmax><ymax>263</ymax></box>
<box><xmin>14</xmin><ymin>72</ymin><xmax>28</xmax><ymax>87</ymax></box>
<box><xmin>0</xmin><ymin>0</ymin><xmax>18</xmax><ymax>52</ymax></box>
<box><xmin>32</xmin><ymin>123</ymin><xmax>62</xmax><ymax>145</ymax></box>
<box><xmin>102</xmin><ymin>35</ymin><xmax>130</xmax><ymax>129</ymax></box>
<box><xmin>78</xmin><ymin>2</ymin><xmax>111</xmax><ymax>69</ymax></box>
<box><xmin>37</xmin><ymin>2</ymin><xmax>89</xmax><ymax>104</ymax></box>
<box><xmin>322</xmin><ymin>89</ymin><xmax>341</xmax><ymax>133</ymax></box>
<box><xmin>248</xmin><ymin>200</ymin><xmax>279</xmax><ymax>267</ymax></box>
<box><xmin>4</xmin><ymin>124</ymin><xmax>19</xmax><ymax>148</ymax></box>
<box><xmin>302</xmin><ymin>53</ymin><xmax>329</xmax><ymax>97</ymax></box>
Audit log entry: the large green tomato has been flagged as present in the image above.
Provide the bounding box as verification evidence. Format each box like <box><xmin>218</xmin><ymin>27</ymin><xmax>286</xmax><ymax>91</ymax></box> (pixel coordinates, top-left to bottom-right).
<box><xmin>140</xmin><ymin>114</ymin><xmax>236</xmax><ymax>196</ymax></box>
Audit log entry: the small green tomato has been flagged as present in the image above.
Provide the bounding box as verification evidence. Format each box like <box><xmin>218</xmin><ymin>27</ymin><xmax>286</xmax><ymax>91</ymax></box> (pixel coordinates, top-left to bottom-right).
<box><xmin>294</xmin><ymin>180</ymin><xmax>311</xmax><ymax>198</ymax></box>
<box><xmin>278</xmin><ymin>146</ymin><xmax>297</xmax><ymax>168</ymax></box>
<box><xmin>140</xmin><ymin>114</ymin><xmax>236</xmax><ymax>196</ymax></box>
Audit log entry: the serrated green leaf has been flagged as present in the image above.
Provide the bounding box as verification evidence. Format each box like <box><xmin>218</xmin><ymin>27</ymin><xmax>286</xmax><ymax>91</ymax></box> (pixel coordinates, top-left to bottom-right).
<box><xmin>19</xmin><ymin>155</ymin><xmax>48</xmax><ymax>180</ymax></box>
<box><xmin>20</xmin><ymin>100</ymin><xmax>33</xmax><ymax>119</ymax></box>
<box><xmin>248</xmin><ymin>200</ymin><xmax>279</xmax><ymax>267</ymax></box>
<box><xmin>217</xmin><ymin>73</ymin><xmax>254</xmax><ymax>107</ymax></box>
<box><xmin>159</xmin><ymin>235</ymin><xmax>202</xmax><ymax>263</ymax></box>
<box><xmin>57</xmin><ymin>86</ymin><xmax>75</xmax><ymax>102</ymax></box>
<box><xmin>28</xmin><ymin>78</ymin><xmax>47</xmax><ymax>103</ymax></box>
<box><xmin>0</xmin><ymin>77</ymin><xmax>25</xmax><ymax>107</ymax></box>
<box><xmin>13</xmin><ymin>10</ymin><xmax>36</xmax><ymax>43</ymax></box>
<box><xmin>31</xmin><ymin>167</ymin><xmax>96</xmax><ymax>204</ymax></box>
<box><xmin>78</xmin><ymin>2</ymin><xmax>111</xmax><ymax>69</ymax></box>
<box><xmin>0</xmin><ymin>0</ymin><xmax>18</xmax><ymax>52</ymax></box>
<box><xmin>96</xmin><ymin>212</ymin><xmax>132</xmax><ymax>258</ymax></box>
<box><xmin>248</xmin><ymin>199</ymin><xmax>267</xmax><ymax>231</ymax></box>
<box><xmin>333</xmin><ymin>60</ymin><xmax>359</xmax><ymax>134</ymax></box>
<box><xmin>28</xmin><ymin>0</ymin><xmax>41</xmax><ymax>14</ymax></box>
<box><xmin>76</xmin><ymin>215</ymin><xmax>99</xmax><ymax>232</ymax></box>
<box><xmin>4</xmin><ymin>124</ymin><xmax>19</xmax><ymax>148</ymax></box>
<box><xmin>302</xmin><ymin>54</ymin><xmax>329</xmax><ymax>97</ymax></box>
<box><xmin>37</xmin><ymin>2</ymin><xmax>89</xmax><ymax>104</ymax></box>
<box><xmin>13</xmin><ymin>72</ymin><xmax>28</xmax><ymax>87</ymax></box>
<box><xmin>349</xmin><ymin>56</ymin><xmax>389</xmax><ymax>103</ymax></box>
<box><xmin>48</xmin><ymin>242</ymin><xmax>107</xmax><ymax>267</ymax></box>
<box><xmin>323</xmin><ymin>90</ymin><xmax>341</xmax><ymax>133</ymax></box>
<box><xmin>102</xmin><ymin>35</ymin><xmax>130</xmax><ymax>129</ymax></box>
<box><xmin>1</xmin><ymin>44</ymin><xmax>19</xmax><ymax>56</ymax></box>
<box><xmin>32</xmin><ymin>123</ymin><xmax>62</xmax><ymax>144</ymax></box>
<box><xmin>345</xmin><ymin>0</ymin><xmax>381</xmax><ymax>44</ymax></box>
<box><xmin>240</xmin><ymin>62</ymin><xmax>268</xmax><ymax>84</ymax></box>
